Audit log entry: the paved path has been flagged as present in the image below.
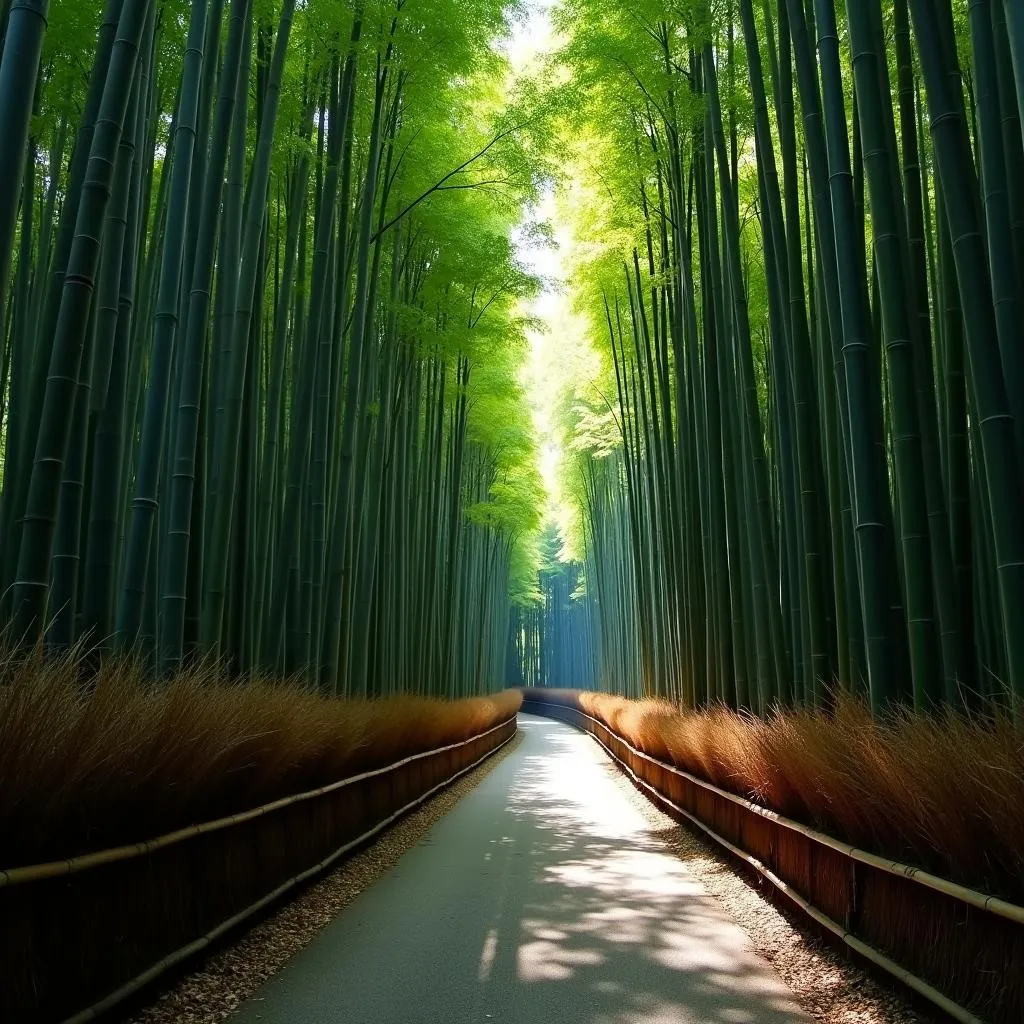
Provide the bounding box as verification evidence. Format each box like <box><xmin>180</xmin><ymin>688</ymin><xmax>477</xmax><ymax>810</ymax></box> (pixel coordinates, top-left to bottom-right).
<box><xmin>233</xmin><ymin>714</ymin><xmax>811</xmax><ymax>1024</ymax></box>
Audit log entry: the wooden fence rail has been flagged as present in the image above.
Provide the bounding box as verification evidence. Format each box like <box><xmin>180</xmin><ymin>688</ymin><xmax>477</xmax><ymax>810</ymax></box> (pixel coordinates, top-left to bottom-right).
<box><xmin>521</xmin><ymin>697</ymin><xmax>1021</xmax><ymax>1024</ymax></box>
<box><xmin>0</xmin><ymin>716</ymin><xmax>517</xmax><ymax>1024</ymax></box>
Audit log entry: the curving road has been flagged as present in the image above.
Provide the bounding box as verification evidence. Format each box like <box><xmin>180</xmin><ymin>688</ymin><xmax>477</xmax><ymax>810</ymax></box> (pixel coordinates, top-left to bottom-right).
<box><xmin>232</xmin><ymin>714</ymin><xmax>811</xmax><ymax>1024</ymax></box>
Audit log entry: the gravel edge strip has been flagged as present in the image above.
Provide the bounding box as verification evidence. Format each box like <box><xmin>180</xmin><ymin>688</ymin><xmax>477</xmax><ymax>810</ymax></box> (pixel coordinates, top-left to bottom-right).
<box><xmin>593</xmin><ymin>742</ymin><xmax>935</xmax><ymax>1024</ymax></box>
<box><xmin>124</xmin><ymin>730</ymin><xmax>525</xmax><ymax>1024</ymax></box>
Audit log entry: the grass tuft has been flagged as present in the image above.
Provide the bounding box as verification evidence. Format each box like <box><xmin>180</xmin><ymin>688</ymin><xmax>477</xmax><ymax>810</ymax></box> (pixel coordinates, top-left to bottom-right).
<box><xmin>0</xmin><ymin>648</ymin><xmax>521</xmax><ymax>868</ymax></box>
<box><xmin>526</xmin><ymin>687</ymin><xmax>1024</xmax><ymax>903</ymax></box>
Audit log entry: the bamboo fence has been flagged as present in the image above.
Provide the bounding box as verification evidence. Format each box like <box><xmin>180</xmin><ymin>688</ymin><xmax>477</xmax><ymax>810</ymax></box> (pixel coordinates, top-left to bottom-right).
<box><xmin>522</xmin><ymin>696</ymin><xmax>1020</xmax><ymax>1024</ymax></box>
<box><xmin>0</xmin><ymin>715</ymin><xmax>518</xmax><ymax>1023</ymax></box>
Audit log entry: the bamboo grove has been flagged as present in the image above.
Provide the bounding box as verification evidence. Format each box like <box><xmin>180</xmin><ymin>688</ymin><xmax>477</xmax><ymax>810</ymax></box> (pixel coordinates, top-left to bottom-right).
<box><xmin>4</xmin><ymin>0</ymin><xmax>1024</xmax><ymax>715</ymax></box>
<box><xmin>507</xmin><ymin>523</ymin><xmax>600</xmax><ymax>690</ymax></box>
<box><xmin>0</xmin><ymin>0</ymin><xmax>546</xmax><ymax>697</ymax></box>
<box><xmin>530</xmin><ymin>0</ymin><xmax>1024</xmax><ymax>714</ymax></box>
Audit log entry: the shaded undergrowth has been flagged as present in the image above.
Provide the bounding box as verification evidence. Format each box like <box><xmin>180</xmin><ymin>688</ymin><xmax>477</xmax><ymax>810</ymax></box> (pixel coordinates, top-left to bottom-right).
<box><xmin>0</xmin><ymin>649</ymin><xmax>521</xmax><ymax>868</ymax></box>
<box><xmin>524</xmin><ymin>688</ymin><xmax>1024</xmax><ymax>905</ymax></box>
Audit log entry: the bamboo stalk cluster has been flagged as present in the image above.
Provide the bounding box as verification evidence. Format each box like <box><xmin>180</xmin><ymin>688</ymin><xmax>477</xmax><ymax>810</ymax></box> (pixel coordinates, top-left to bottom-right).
<box><xmin>539</xmin><ymin>0</ymin><xmax>1024</xmax><ymax>713</ymax></box>
<box><xmin>0</xmin><ymin>0</ymin><xmax>544</xmax><ymax>696</ymax></box>
<box><xmin>507</xmin><ymin>523</ymin><xmax>601</xmax><ymax>690</ymax></box>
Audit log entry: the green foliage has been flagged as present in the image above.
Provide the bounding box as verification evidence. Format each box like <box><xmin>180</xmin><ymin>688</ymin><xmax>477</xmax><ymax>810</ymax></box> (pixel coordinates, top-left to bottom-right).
<box><xmin>6</xmin><ymin>0</ymin><xmax>1023</xmax><ymax>713</ymax></box>
<box><xmin>522</xmin><ymin>0</ymin><xmax>1024</xmax><ymax>714</ymax></box>
<box><xmin>0</xmin><ymin>0</ymin><xmax>547</xmax><ymax>700</ymax></box>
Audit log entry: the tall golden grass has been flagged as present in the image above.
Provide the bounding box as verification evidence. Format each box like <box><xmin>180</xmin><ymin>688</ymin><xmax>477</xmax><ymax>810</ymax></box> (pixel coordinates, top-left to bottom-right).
<box><xmin>525</xmin><ymin>688</ymin><xmax>1024</xmax><ymax>903</ymax></box>
<box><xmin>0</xmin><ymin>649</ymin><xmax>521</xmax><ymax>868</ymax></box>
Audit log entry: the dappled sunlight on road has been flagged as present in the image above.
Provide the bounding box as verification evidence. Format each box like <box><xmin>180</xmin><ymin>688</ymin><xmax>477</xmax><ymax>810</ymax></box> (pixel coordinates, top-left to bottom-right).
<box><xmin>461</xmin><ymin>715</ymin><xmax>810</xmax><ymax>1023</ymax></box>
<box><xmin>232</xmin><ymin>714</ymin><xmax>810</xmax><ymax>1024</ymax></box>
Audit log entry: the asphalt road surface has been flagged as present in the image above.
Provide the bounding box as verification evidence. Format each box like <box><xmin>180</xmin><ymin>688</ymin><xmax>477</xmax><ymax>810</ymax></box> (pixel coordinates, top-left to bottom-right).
<box><xmin>232</xmin><ymin>714</ymin><xmax>811</xmax><ymax>1024</ymax></box>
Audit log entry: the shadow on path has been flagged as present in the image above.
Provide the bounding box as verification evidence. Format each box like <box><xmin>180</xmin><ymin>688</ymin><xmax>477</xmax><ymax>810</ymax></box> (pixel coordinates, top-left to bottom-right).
<box><xmin>232</xmin><ymin>715</ymin><xmax>810</xmax><ymax>1024</ymax></box>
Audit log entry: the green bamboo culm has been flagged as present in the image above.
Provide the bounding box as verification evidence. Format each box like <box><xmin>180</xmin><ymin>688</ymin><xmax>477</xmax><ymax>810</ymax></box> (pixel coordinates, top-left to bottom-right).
<box><xmin>2</xmin><ymin>0</ymin><xmax>1023</xmax><ymax>718</ymax></box>
<box><xmin>12</xmin><ymin>0</ymin><xmax>152</xmax><ymax>641</ymax></box>
<box><xmin>116</xmin><ymin>0</ymin><xmax>217</xmax><ymax>649</ymax></box>
<box><xmin>0</xmin><ymin>0</ymin><xmax>49</xmax><ymax>319</ymax></box>
<box><xmin>531</xmin><ymin>0</ymin><xmax>1024</xmax><ymax>716</ymax></box>
<box><xmin>201</xmin><ymin>0</ymin><xmax>297</xmax><ymax>655</ymax></box>
<box><xmin>910</xmin><ymin>0</ymin><xmax>1024</xmax><ymax>700</ymax></box>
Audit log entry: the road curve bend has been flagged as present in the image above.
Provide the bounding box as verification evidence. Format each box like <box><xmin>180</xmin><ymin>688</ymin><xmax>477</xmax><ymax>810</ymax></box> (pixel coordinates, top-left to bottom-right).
<box><xmin>232</xmin><ymin>714</ymin><xmax>811</xmax><ymax>1024</ymax></box>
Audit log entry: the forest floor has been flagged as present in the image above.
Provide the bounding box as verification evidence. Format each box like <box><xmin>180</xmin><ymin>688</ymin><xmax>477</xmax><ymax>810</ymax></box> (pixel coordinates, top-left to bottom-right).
<box><xmin>128</xmin><ymin>714</ymin><xmax>931</xmax><ymax>1024</ymax></box>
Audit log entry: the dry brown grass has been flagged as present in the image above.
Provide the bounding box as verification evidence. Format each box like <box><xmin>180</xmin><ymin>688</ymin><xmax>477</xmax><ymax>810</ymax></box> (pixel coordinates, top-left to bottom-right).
<box><xmin>526</xmin><ymin>687</ymin><xmax>1024</xmax><ymax>903</ymax></box>
<box><xmin>0</xmin><ymin>649</ymin><xmax>521</xmax><ymax>869</ymax></box>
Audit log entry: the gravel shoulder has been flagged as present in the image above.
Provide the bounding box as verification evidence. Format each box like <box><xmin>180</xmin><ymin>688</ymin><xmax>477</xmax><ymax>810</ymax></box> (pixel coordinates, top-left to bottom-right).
<box><xmin>595</xmin><ymin>737</ymin><xmax>936</xmax><ymax>1024</ymax></box>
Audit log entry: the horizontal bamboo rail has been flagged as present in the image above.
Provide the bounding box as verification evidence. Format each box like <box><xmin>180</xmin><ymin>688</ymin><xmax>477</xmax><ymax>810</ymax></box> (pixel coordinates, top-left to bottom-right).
<box><xmin>522</xmin><ymin>697</ymin><xmax>1021</xmax><ymax>1024</ymax></box>
<box><xmin>528</xmin><ymin>702</ymin><xmax>1024</xmax><ymax>926</ymax></box>
<box><xmin>1</xmin><ymin>714</ymin><xmax>518</xmax><ymax>1024</ymax></box>
<box><xmin>60</xmin><ymin>724</ymin><xmax>518</xmax><ymax>1024</ymax></box>
<box><xmin>0</xmin><ymin>715</ymin><xmax>516</xmax><ymax>887</ymax></box>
